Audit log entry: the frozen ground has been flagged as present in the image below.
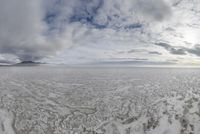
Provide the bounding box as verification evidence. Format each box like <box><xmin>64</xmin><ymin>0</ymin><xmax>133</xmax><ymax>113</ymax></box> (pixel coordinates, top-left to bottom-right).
<box><xmin>0</xmin><ymin>66</ymin><xmax>200</xmax><ymax>134</ymax></box>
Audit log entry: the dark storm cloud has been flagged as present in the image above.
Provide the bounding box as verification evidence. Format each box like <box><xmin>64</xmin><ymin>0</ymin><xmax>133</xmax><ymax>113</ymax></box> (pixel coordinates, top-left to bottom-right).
<box><xmin>128</xmin><ymin>49</ymin><xmax>148</xmax><ymax>54</ymax></box>
<box><xmin>170</xmin><ymin>48</ymin><xmax>187</xmax><ymax>55</ymax></box>
<box><xmin>155</xmin><ymin>43</ymin><xmax>200</xmax><ymax>57</ymax></box>
<box><xmin>148</xmin><ymin>51</ymin><xmax>162</xmax><ymax>55</ymax></box>
<box><xmin>186</xmin><ymin>45</ymin><xmax>200</xmax><ymax>56</ymax></box>
<box><xmin>127</xmin><ymin>49</ymin><xmax>137</xmax><ymax>53</ymax></box>
<box><xmin>155</xmin><ymin>43</ymin><xmax>187</xmax><ymax>55</ymax></box>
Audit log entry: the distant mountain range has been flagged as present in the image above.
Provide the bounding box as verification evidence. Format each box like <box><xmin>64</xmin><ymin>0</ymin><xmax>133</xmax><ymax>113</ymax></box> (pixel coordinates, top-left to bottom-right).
<box><xmin>15</xmin><ymin>61</ymin><xmax>45</xmax><ymax>66</ymax></box>
<box><xmin>0</xmin><ymin>61</ymin><xmax>45</xmax><ymax>66</ymax></box>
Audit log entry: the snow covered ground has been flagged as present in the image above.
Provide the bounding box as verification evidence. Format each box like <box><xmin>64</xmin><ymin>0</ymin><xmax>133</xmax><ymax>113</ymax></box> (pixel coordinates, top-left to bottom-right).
<box><xmin>0</xmin><ymin>66</ymin><xmax>200</xmax><ymax>134</ymax></box>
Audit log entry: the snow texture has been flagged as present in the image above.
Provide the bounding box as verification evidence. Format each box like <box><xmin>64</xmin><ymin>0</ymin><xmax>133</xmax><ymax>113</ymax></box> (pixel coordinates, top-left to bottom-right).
<box><xmin>0</xmin><ymin>66</ymin><xmax>200</xmax><ymax>134</ymax></box>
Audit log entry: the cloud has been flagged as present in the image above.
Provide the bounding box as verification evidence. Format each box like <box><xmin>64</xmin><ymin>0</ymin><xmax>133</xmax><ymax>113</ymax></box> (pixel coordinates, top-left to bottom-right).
<box><xmin>126</xmin><ymin>49</ymin><xmax>146</xmax><ymax>53</ymax></box>
<box><xmin>186</xmin><ymin>44</ymin><xmax>200</xmax><ymax>56</ymax></box>
<box><xmin>67</xmin><ymin>0</ymin><xmax>172</xmax><ymax>29</ymax></box>
<box><xmin>0</xmin><ymin>0</ymin><xmax>65</xmax><ymax>61</ymax></box>
<box><xmin>155</xmin><ymin>42</ymin><xmax>200</xmax><ymax>57</ymax></box>
<box><xmin>148</xmin><ymin>51</ymin><xmax>162</xmax><ymax>55</ymax></box>
<box><xmin>155</xmin><ymin>43</ymin><xmax>187</xmax><ymax>55</ymax></box>
<box><xmin>132</xmin><ymin>0</ymin><xmax>172</xmax><ymax>21</ymax></box>
<box><xmin>0</xmin><ymin>0</ymin><xmax>173</xmax><ymax>62</ymax></box>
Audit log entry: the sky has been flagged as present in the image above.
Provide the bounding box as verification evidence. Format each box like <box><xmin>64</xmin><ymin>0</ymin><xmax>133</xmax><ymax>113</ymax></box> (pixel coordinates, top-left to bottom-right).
<box><xmin>0</xmin><ymin>0</ymin><xmax>200</xmax><ymax>66</ymax></box>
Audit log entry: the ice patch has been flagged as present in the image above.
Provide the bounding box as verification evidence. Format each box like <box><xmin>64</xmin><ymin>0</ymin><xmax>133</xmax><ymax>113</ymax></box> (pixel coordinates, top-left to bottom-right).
<box><xmin>0</xmin><ymin>109</ymin><xmax>15</xmax><ymax>134</ymax></box>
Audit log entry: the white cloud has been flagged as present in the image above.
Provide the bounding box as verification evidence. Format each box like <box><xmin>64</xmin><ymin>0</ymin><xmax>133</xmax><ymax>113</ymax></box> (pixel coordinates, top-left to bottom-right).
<box><xmin>1</xmin><ymin>0</ymin><xmax>200</xmax><ymax>65</ymax></box>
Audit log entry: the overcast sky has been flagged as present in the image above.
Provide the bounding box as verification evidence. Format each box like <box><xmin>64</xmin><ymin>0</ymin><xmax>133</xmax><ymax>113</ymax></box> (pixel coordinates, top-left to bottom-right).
<box><xmin>0</xmin><ymin>0</ymin><xmax>200</xmax><ymax>65</ymax></box>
